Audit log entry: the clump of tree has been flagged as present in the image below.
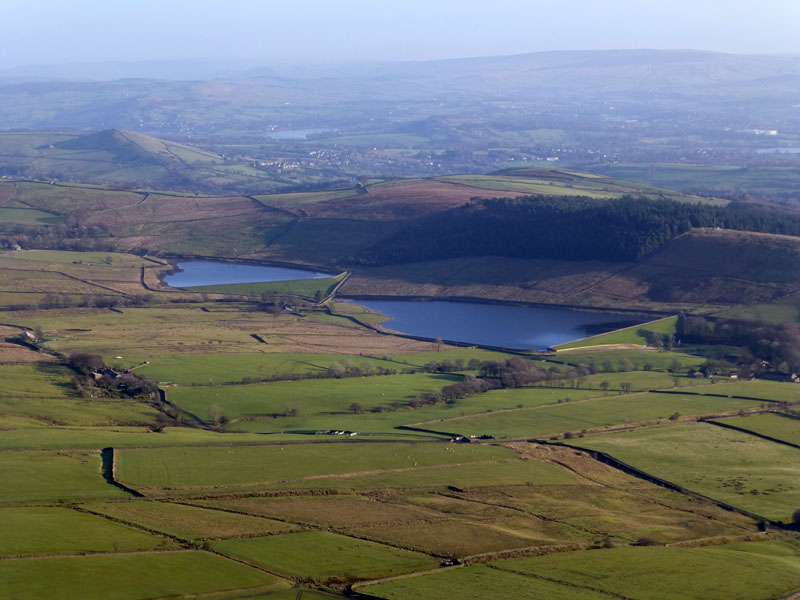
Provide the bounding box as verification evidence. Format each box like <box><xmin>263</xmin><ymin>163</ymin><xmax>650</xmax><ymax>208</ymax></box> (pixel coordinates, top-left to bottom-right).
<box><xmin>679</xmin><ymin>316</ymin><xmax>800</xmax><ymax>373</ymax></box>
<box><xmin>39</xmin><ymin>293</ymin><xmax>154</xmax><ymax>310</ymax></box>
<box><xmin>68</xmin><ymin>352</ymin><xmax>158</xmax><ymax>399</ymax></box>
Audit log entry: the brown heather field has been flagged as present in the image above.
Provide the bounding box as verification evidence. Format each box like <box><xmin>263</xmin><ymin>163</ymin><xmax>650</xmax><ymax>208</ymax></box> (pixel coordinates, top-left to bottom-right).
<box><xmin>301</xmin><ymin>180</ymin><xmax>524</xmax><ymax>222</ymax></box>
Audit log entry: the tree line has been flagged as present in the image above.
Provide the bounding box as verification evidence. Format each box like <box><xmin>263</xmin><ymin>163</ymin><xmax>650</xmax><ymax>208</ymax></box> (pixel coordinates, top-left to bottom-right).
<box><xmin>679</xmin><ymin>316</ymin><xmax>800</xmax><ymax>374</ymax></box>
<box><xmin>357</xmin><ymin>195</ymin><xmax>800</xmax><ymax>265</ymax></box>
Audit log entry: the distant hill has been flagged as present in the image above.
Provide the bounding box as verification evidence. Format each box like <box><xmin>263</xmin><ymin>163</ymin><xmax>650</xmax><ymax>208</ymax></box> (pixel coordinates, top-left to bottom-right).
<box><xmin>0</xmin><ymin>130</ymin><xmax>307</xmax><ymax>194</ymax></box>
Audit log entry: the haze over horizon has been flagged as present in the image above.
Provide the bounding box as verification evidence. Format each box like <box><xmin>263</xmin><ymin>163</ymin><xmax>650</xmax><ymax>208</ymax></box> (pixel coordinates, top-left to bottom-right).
<box><xmin>3</xmin><ymin>0</ymin><xmax>799</xmax><ymax>73</ymax></box>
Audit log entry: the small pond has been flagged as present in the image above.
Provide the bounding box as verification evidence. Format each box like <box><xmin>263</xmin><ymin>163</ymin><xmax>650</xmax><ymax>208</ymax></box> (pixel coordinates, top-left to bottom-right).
<box><xmin>353</xmin><ymin>299</ymin><xmax>649</xmax><ymax>351</ymax></box>
<box><xmin>164</xmin><ymin>261</ymin><xmax>332</xmax><ymax>288</ymax></box>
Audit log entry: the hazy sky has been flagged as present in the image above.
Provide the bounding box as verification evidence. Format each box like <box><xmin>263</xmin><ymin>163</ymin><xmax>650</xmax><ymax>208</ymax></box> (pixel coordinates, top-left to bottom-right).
<box><xmin>3</xmin><ymin>0</ymin><xmax>799</xmax><ymax>69</ymax></box>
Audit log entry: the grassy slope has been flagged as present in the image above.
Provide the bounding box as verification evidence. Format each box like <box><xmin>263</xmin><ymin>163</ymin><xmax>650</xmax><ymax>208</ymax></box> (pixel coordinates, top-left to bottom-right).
<box><xmin>0</xmin><ymin>551</ymin><xmax>284</xmax><ymax>600</ymax></box>
<box><xmin>116</xmin><ymin>442</ymin><xmax>514</xmax><ymax>490</ymax></box>
<box><xmin>580</xmin><ymin>423</ymin><xmax>800</xmax><ymax>522</ymax></box>
<box><xmin>213</xmin><ymin>531</ymin><xmax>438</xmax><ymax>582</ymax></box>
<box><xmin>495</xmin><ymin>541</ymin><xmax>800</xmax><ymax>600</ymax></box>
<box><xmin>554</xmin><ymin>316</ymin><xmax>678</xmax><ymax>350</ymax></box>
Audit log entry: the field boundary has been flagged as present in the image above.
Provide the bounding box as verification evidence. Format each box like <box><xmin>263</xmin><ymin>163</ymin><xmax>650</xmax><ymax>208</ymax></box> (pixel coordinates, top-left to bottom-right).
<box><xmin>706</xmin><ymin>418</ymin><xmax>800</xmax><ymax>450</ymax></box>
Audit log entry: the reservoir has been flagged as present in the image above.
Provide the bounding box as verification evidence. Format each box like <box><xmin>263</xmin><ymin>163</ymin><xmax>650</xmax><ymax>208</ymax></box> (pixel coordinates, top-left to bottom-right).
<box><xmin>353</xmin><ymin>299</ymin><xmax>648</xmax><ymax>350</ymax></box>
<box><xmin>164</xmin><ymin>261</ymin><xmax>332</xmax><ymax>288</ymax></box>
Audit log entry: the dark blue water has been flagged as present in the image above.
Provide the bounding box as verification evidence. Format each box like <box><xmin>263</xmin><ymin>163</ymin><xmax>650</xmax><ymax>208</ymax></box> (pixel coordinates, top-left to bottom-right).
<box><xmin>354</xmin><ymin>299</ymin><xmax>647</xmax><ymax>350</ymax></box>
<box><xmin>164</xmin><ymin>261</ymin><xmax>332</xmax><ymax>288</ymax></box>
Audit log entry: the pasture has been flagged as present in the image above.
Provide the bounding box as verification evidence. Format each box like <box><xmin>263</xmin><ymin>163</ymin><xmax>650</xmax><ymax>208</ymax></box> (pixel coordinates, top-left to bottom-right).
<box><xmin>137</xmin><ymin>346</ymin><xmax>511</xmax><ymax>385</ymax></box>
<box><xmin>718</xmin><ymin>412</ymin><xmax>800</xmax><ymax>446</ymax></box>
<box><xmin>167</xmin><ymin>372</ymin><xmax>463</xmax><ymax>424</ymax></box>
<box><xmin>85</xmin><ymin>500</ymin><xmax>297</xmax><ymax>540</ymax></box>
<box><xmin>494</xmin><ymin>540</ymin><xmax>800</xmax><ymax>600</ymax></box>
<box><xmin>579</xmin><ymin>423</ymin><xmax>800</xmax><ymax>522</ymax></box>
<box><xmin>212</xmin><ymin>531</ymin><xmax>439</xmax><ymax>583</ymax></box>
<box><xmin>0</xmin><ymin>550</ymin><xmax>285</xmax><ymax>600</ymax></box>
<box><xmin>432</xmin><ymin>391</ymin><xmax>762</xmax><ymax>439</ymax></box>
<box><xmin>195</xmin><ymin>495</ymin><xmax>437</xmax><ymax>528</ymax></box>
<box><xmin>115</xmin><ymin>442</ymin><xmax>515</xmax><ymax>492</ymax></box>
<box><xmin>362</xmin><ymin>563</ymin><xmax>610</xmax><ymax>600</ymax></box>
<box><xmin>0</xmin><ymin>450</ymin><xmax>130</xmax><ymax>502</ymax></box>
<box><xmin>0</xmin><ymin>506</ymin><xmax>172</xmax><ymax>555</ymax></box>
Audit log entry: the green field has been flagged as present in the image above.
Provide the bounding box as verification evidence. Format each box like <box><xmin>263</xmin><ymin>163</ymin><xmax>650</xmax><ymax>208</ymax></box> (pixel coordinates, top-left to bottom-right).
<box><xmin>432</xmin><ymin>391</ymin><xmax>761</xmax><ymax>439</ymax></box>
<box><xmin>579</xmin><ymin>423</ymin><xmax>800</xmax><ymax>522</ymax></box>
<box><xmin>0</xmin><ymin>550</ymin><xmax>285</xmax><ymax>600</ymax></box>
<box><xmin>0</xmin><ymin>507</ymin><xmax>172</xmax><ymax>555</ymax></box>
<box><xmin>493</xmin><ymin>540</ymin><xmax>800</xmax><ymax>600</ymax></box>
<box><xmin>555</xmin><ymin>348</ymin><xmax>705</xmax><ymax>372</ymax></box>
<box><xmin>0</xmin><ymin>450</ymin><xmax>131</xmax><ymax>502</ymax></box>
<box><xmin>0</xmin><ymin>207</ymin><xmax>62</xmax><ymax>225</ymax></box>
<box><xmin>719</xmin><ymin>412</ymin><xmax>800</xmax><ymax>445</ymax></box>
<box><xmin>137</xmin><ymin>347</ymin><xmax>511</xmax><ymax>385</ymax></box>
<box><xmin>593</xmin><ymin>163</ymin><xmax>800</xmax><ymax>206</ymax></box>
<box><xmin>213</xmin><ymin>531</ymin><xmax>439</xmax><ymax>583</ymax></box>
<box><xmin>168</xmin><ymin>372</ymin><xmax>463</xmax><ymax>424</ymax></box>
<box><xmin>362</xmin><ymin>563</ymin><xmax>610</xmax><ymax>600</ymax></box>
<box><xmin>84</xmin><ymin>500</ymin><xmax>297</xmax><ymax>540</ymax></box>
<box><xmin>186</xmin><ymin>272</ymin><xmax>347</xmax><ymax>299</ymax></box>
<box><xmin>116</xmin><ymin>442</ymin><xmax>515</xmax><ymax>492</ymax></box>
<box><xmin>193</xmin><ymin>495</ymin><xmax>435</xmax><ymax>528</ymax></box>
<box><xmin>554</xmin><ymin>315</ymin><xmax>678</xmax><ymax>350</ymax></box>
<box><xmin>0</xmin><ymin>425</ymin><xmax>272</xmax><ymax>450</ymax></box>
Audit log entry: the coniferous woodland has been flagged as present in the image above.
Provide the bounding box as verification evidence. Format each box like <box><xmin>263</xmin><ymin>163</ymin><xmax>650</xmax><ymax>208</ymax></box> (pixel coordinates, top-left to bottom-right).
<box><xmin>359</xmin><ymin>195</ymin><xmax>800</xmax><ymax>265</ymax></box>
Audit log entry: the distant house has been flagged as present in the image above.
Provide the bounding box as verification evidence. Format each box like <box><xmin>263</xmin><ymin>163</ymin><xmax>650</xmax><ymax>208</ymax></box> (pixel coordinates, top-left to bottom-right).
<box><xmin>758</xmin><ymin>371</ymin><xmax>799</xmax><ymax>383</ymax></box>
<box><xmin>13</xmin><ymin>330</ymin><xmax>37</xmax><ymax>344</ymax></box>
<box><xmin>688</xmin><ymin>369</ymin><xmax>705</xmax><ymax>378</ymax></box>
<box><xmin>91</xmin><ymin>368</ymin><xmax>119</xmax><ymax>381</ymax></box>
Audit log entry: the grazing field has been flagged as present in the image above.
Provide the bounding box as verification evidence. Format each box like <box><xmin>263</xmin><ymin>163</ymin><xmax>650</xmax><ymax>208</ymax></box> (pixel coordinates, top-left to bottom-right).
<box><xmin>685</xmin><ymin>379</ymin><xmax>800</xmax><ymax>402</ymax></box>
<box><xmin>0</xmin><ymin>425</ymin><xmax>272</xmax><ymax>450</ymax></box>
<box><xmin>361</xmin><ymin>563</ymin><xmax>610</xmax><ymax>600</ymax></box>
<box><xmin>212</xmin><ymin>531</ymin><xmax>439</xmax><ymax>583</ymax></box>
<box><xmin>494</xmin><ymin>540</ymin><xmax>800</xmax><ymax>600</ymax></box>
<box><xmin>552</xmin><ymin>348</ymin><xmax>705</xmax><ymax>371</ymax></box>
<box><xmin>84</xmin><ymin>500</ymin><xmax>297</xmax><ymax>540</ymax></box>
<box><xmin>195</xmin><ymin>495</ymin><xmax>437</xmax><ymax>528</ymax></box>
<box><xmin>0</xmin><ymin>207</ymin><xmax>62</xmax><ymax>225</ymax></box>
<box><xmin>0</xmin><ymin>550</ymin><xmax>285</xmax><ymax>600</ymax></box>
<box><xmin>719</xmin><ymin>412</ymin><xmax>800</xmax><ymax>445</ymax></box>
<box><xmin>0</xmin><ymin>506</ymin><xmax>173</xmax><ymax>555</ymax></box>
<box><xmin>593</xmin><ymin>163</ymin><xmax>800</xmax><ymax>206</ymax></box>
<box><xmin>431</xmin><ymin>391</ymin><xmax>761</xmax><ymax>439</ymax></box>
<box><xmin>453</xmin><ymin>483</ymin><xmax>753</xmax><ymax>544</ymax></box>
<box><xmin>0</xmin><ymin>363</ymin><xmax>159</xmax><ymax>426</ymax></box>
<box><xmin>167</xmin><ymin>372</ymin><xmax>463</xmax><ymax>424</ymax></box>
<box><xmin>249</xmin><ymin>458</ymin><xmax>580</xmax><ymax>492</ymax></box>
<box><xmin>137</xmin><ymin>347</ymin><xmax>511</xmax><ymax>385</ymax></box>
<box><xmin>22</xmin><ymin>305</ymin><xmax>439</xmax><ymax>361</ymax></box>
<box><xmin>352</xmin><ymin>517</ymin><xmax>582</xmax><ymax>556</ymax></box>
<box><xmin>0</xmin><ymin>450</ymin><xmax>131</xmax><ymax>502</ymax></box>
<box><xmin>579</xmin><ymin>423</ymin><xmax>800</xmax><ymax>522</ymax></box>
<box><xmin>116</xmin><ymin>442</ymin><xmax>515</xmax><ymax>492</ymax></box>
